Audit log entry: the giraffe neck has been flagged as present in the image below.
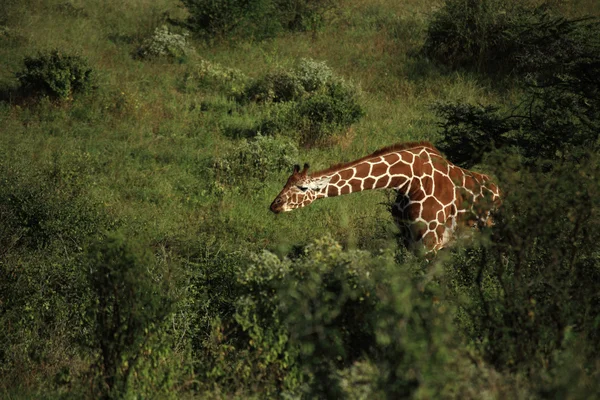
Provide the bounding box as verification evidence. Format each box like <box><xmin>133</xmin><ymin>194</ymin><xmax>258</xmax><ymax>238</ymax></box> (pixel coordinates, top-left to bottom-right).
<box><xmin>312</xmin><ymin>148</ymin><xmax>420</xmax><ymax>200</ymax></box>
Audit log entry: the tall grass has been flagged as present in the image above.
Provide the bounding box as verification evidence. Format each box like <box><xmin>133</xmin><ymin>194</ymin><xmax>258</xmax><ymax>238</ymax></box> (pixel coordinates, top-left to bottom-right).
<box><xmin>2</xmin><ymin>0</ymin><xmax>600</xmax><ymax>397</ymax></box>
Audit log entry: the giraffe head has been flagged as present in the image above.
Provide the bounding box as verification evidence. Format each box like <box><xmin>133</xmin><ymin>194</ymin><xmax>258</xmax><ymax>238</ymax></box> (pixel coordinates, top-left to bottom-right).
<box><xmin>270</xmin><ymin>163</ymin><xmax>331</xmax><ymax>213</ymax></box>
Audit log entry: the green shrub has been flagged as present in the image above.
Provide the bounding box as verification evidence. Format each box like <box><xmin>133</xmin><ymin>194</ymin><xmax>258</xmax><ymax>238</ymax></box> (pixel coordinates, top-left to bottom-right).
<box><xmin>434</xmin><ymin>91</ymin><xmax>599</xmax><ymax>168</ymax></box>
<box><xmin>182</xmin><ymin>0</ymin><xmax>281</xmax><ymax>40</ymax></box>
<box><xmin>274</xmin><ymin>0</ymin><xmax>337</xmax><ymax>33</ymax></box>
<box><xmin>434</xmin><ymin>31</ymin><xmax>600</xmax><ymax>169</ymax></box>
<box><xmin>181</xmin><ymin>246</ymin><xmax>278</xmax><ymax>395</ymax></box>
<box><xmin>183</xmin><ymin>235</ymin><xmax>501</xmax><ymax>398</ymax></box>
<box><xmin>86</xmin><ymin>234</ymin><xmax>175</xmax><ymax>399</ymax></box>
<box><xmin>423</xmin><ymin>0</ymin><xmax>600</xmax><ymax>76</ymax></box>
<box><xmin>257</xmin><ymin>101</ymin><xmax>301</xmax><ymax>136</ymax></box>
<box><xmin>16</xmin><ymin>50</ymin><xmax>96</xmax><ymax>100</ymax></box>
<box><xmin>294</xmin><ymin>80</ymin><xmax>364</xmax><ymax>144</ymax></box>
<box><xmin>182</xmin><ymin>0</ymin><xmax>335</xmax><ymax>40</ymax></box>
<box><xmin>181</xmin><ymin>59</ymin><xmax>248</xmax><ymax>96</ymax></box>
<box><xmin>241</xmin><ymin>59</ymin><xmax>364</xmax><ymax>145</ymax></box>
<box><xmin>212</xmin><ymin>134</ymin><xmax>298</xmax><ymax>186</ymax></box>
<box><xmin>235</xmin><ymin>236</ymin><xmax>485</xmax><ymax>398</ymax></box>
<box><xmin>429</xmin><ymin>11</ymin><xmax>600</xmax><ymax>389</ymax></box>
<box><xmin>433</xmin><ymin>102</ymin><xmax>516</xmax><ymax>168</ymax></box>
<box><xmin>295</xmin><ymin>57</ymin><xmax>333</xmax><ymax>92</ymax></box>
<box><xmin>136</xmin><ymin>25</ymin><xmax>191</xmax><ymax>60</ymax></box>
<box><xmin>0</xmin><ymin>159</ymin><xmax>107</xmax><ymax>252</ymax></box>
<box><xmin>444</xmin><ymin>156</ymin><xmax>600</xmax><ymax>384</ymax></box>
<box><xmin>0</xmin><ymin>251</ymin><xmax>91</xmax><ymax>393</ymax></box>
<box><xmin>239</xmin><ymin>58</ymin><xmax>334</xmax><ymax>103</ymax></box>
<box><xmin>242</xmin><ymin>70</ymin><xmax>306</xmax><ymax>103</ymax></box>
<box><xmin>0</xmin><ymin>160</ymin><xmax>110</xmax><ymax>392</ymax></box>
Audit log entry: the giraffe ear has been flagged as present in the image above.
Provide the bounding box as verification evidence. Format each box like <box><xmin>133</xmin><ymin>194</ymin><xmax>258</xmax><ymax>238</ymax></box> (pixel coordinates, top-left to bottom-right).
<box><xmin>293</xmin><ymin>164</ymin><xmax>301</xmax><ymax>173</ymax></box>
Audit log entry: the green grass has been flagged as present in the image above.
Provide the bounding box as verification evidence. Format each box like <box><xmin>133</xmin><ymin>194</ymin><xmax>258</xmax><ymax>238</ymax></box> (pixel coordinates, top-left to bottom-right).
<box><xmin>2</xmin><ymin>0</ymin><xmax>600</xmax><ymax>397</ymax></box>
<box><xmin>2</xmin><ymin>0</ymin><xmax>478</xmax><ymax>255</ymax></box>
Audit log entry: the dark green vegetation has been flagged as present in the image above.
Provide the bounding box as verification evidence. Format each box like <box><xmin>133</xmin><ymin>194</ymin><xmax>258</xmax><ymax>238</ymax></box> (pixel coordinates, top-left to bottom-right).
<box><xmin>1</xmin><ymin>0</ymin><xmax>600</xmax><ymax>398</ymax></box>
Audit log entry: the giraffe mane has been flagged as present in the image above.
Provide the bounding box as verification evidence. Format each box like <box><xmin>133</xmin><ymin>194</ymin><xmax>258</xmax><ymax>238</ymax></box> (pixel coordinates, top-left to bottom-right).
<box><xmin>310</xmin><ymin>141</ymin><xmax>441</xmax><ymax>177</ymax></box>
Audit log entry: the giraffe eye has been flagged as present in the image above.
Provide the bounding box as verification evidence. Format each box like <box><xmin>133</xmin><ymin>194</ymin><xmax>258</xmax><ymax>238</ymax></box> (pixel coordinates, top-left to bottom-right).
<box><xmin>298</xmin><ymin>186</ymin><xmax>309</xmax><ymax>192</ymax></box>
<box><xmin>276</xmin><ymin>198</ymin><xmax>282</xmax><ymax>203</ymax></box>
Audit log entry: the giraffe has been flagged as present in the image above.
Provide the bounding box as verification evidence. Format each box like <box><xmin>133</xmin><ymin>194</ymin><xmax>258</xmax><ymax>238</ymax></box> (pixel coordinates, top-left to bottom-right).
<box><xmin>269</xmin><ymin>141</ymin><xmax>501</xmax><ymax>252</ymax></box>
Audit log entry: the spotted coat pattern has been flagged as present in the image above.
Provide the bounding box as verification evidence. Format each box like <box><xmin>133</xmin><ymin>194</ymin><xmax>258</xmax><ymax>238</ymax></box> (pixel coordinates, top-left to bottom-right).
<box><xmin>270</xmin><ymin>142</ymin><xmax>501</xmax><ymax>252</ymax></box>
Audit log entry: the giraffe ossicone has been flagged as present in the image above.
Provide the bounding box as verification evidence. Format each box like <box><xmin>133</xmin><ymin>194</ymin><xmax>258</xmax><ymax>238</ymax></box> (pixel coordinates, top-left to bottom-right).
<box><xmin>270</xmin><ymin>141</ymin><xmax>501</xmax><ymax>253</ymax></box>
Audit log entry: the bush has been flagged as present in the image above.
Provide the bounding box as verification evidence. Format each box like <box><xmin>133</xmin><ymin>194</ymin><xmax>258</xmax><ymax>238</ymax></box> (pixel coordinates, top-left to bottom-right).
<box><xmin>423</xmin><ymin>0</ymin><xmax>600</xmax><ymax>77</ymax></box>
<box><xmin>433</xmin><ymin>102</ymin><xmax>516</xmax><ymax>168</ymax></box>
<box><xmin>431</xmin><ymin>21</ymin><xmax>600</xmax><ymax>391</ymax></box>
<box><xmin>0</xmin><ymin>159</ymin><xmax>107</xmax><ymax>252</ymax></box>
<box><xmin>239</xmin><ymin>58</ymin><xmax>334</xmax><ymax>103</ymax></box>
<box><xmin>241</xmin><ymin>59</ymin><xmax>364</xmax><ymax>145</ymax></box>
<box><xmin>182</xmin><ymin>0</ymin><xmax>335</xmax><ymax>40</ymax></box>
<box><xmin>184</xmin><ymin>235</ymin><xmax>508</xmax><ymax>398</ymax></box>
<box><xmin>434</xmin><ymin>27</ymin><xmax>600</xmax><ymax>169</ymax></box>
<box><xmin>0</xmin><ymin>250</ymin><xmax>91</xmax><ymax>392</ymax></box>
<box><xmin>212</xmin><ymin>134</ymin><xmax>299</xmax><ymax>186</ymax></box>
<box><xmin>16</xmin><ymin>50</ymin><xmax>96</xmax><ymax>100</ymax></box>
<box><xmin>136</xmin><ymin>25</ymin><xmax>191</xmax><ymax>60</ymax></box>
<box><xmin>434</xmin><ymin>90</ymin><xmax>599</xmax><ymax>168</ymax></box>
<box><xmin>86</xmin><ymin>234</ymin><xmax>175</xmax><ymax>399</ymax></box>
<box><xmin>0</xmin><ymin>160</ymin><xmax>109</xmax><ymax>392</ymax></box>
<box><xmin>293</xmin><ymin>80</ymin><xmax>364</xmax><ymax>143</ymax></box>
<box><xmin>181</xmin><ymin>59</ymin><xmax>248</xmax><ymax>96</ymax></box>
<box><xmin>444</xmin><ymin>156</ymin><xmax>600</xmax><ymax>385</ymax></box>
<box><xmin>295</xmin><ymin>57</ymin><xmax>333</xmax><ymax>92</ymax></box>
<box><xmin>182</xmin><ymin>0</ymin><xmax>281</xmax><ymax>40</ymax></box>
<box><xmin>242</xmin><ymin>70</ymin><xmax>306</xmax><ymax>103</ymax></box>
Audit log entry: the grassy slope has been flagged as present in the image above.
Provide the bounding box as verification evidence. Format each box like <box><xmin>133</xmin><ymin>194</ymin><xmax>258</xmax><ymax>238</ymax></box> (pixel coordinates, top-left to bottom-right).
<box><xmin>2</xmin><ymin>0</ymin><xmax>598</xmax><ymax>251</ymax></box>
<box><xmin>0</xmin><ymin>0</ymin><xmax>519</xmax><ymax>259</ymax></box>
<box><xmin>2</xmin><ymin>0</ymin><xmax>600</xmax><ymax>396</ymax></box>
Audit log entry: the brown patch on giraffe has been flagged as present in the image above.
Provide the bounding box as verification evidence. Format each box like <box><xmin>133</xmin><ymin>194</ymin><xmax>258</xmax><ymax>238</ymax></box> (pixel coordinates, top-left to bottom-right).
<box><xmin>329</xmin><ymin>174</ymin><xmax>340</xmax><ymax>185</ymax></box>
<box><xmin>389</xmin><ymin>175</ymin><xmax>409</xmax><ymax>189</ymax></box>
<box><xmin>389</xmin><ymin>162</ymin><xmax>411</xmax><ymax>177</ymax></box>
<box><xmin>408</xmin><ymin>178</ymin><xmax>425</xmax><ymax>199</ymax></box>
<box><xmin>433</xmin><ymin>172</ymin><xmax>454</xmax><ymax>203</ymax></box>
<box><xmin>338</xmin><ymin>169</ymin><xmax>354</xmax><ymax>181</ymax></box>
<box><xmin>401</xmin><ymin>152</ymin><xmax>414</xmax><ymax>165</ymax></box>
<box><xmin>449</xmin><ymin>166</ymin><xmax>463</xmax><ymax>185</ymax></box>
<box><xmin>435</xmin><ymin>224</ymin><xmax>446</xmax><ymax>240</ymax></box>
<box><xmin>463</xmin><ymin>175</ymin><xmax>476</xmax><ymax>190</ymax></box>
<box><xmin>421</xmin><ymin>231</ymin><xmax>436</xmax><ymax>248</ymax></box>
<box><xmin>349</xmin><ymin>179</ymin><xmax>362</xmax><ymax>190</ymax></box>
<box><xmin>354</xmin><ymin>163</ymin><xmax>370</xmax><ymax>177</ymax></box>
<box><xmin>384</xmin><ymin>153</ymin><xmax>400</xmax><ymax>165</ymax></box>
<box><xmin>437</xmin><ymin>209</ymin><xmax>446</xmax><ymax>223</ymax></box>
<box><xmin>363</xmin><ymin>177</ymin><xmax>376</xmax><ymax>190</ymax></box>
<box><xmin>421</xmin><ymin>175</ymin><xmax>434</xmax><ymax>196</ymax></box>
<box><xmin>371</xmin><ymin>163</ymin><xmax>388</xmax><ymax>177</ymax></box>
<box><xmin>340</xmin><ymin>185</ymin><xmax>351</xmax><ymax>195</ymax></box>
<box><xmin>422</xmin><ymin>197</ymin><xmax>441</xmax><ymax>221</ymax></box>
<box><xmin>405</xmin><ymin>203</ymin><xmax>422</xmax><ymax>221</ymax></box>
<box><xmin>428</xmin><ymin>220</ymin><xmax>437</xmax><ymax>231</ymax></box>
<box><xmin>375</xmin><ymin>175</ymin><xmax>391</xmax><ymax>189</ymax></box>
<box><xmin>327</xmin><ymin>185</ymin><xmax>340</xmax><ymax>197</ymax></box>
<box><xmin>421</xmin><ymin>160</ymin><xmax>433</xmax><ymax>176</ymax></box>
<box><xmin>431</xmin><ymin>155</ymin><xmax>450</xmax><ymax>174</ymax></box>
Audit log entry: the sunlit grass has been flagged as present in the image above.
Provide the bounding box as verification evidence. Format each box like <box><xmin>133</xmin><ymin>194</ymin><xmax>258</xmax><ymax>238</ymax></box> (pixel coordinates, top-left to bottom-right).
<box><xmin>0</xmin><ymin>0</ymin><xmax>521</xmax><ymax>257</ymax></box>
<box><xmin>2</xmin><ymin>0</ymin><xmax>600</xmax><ymax>395</ymax></box>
